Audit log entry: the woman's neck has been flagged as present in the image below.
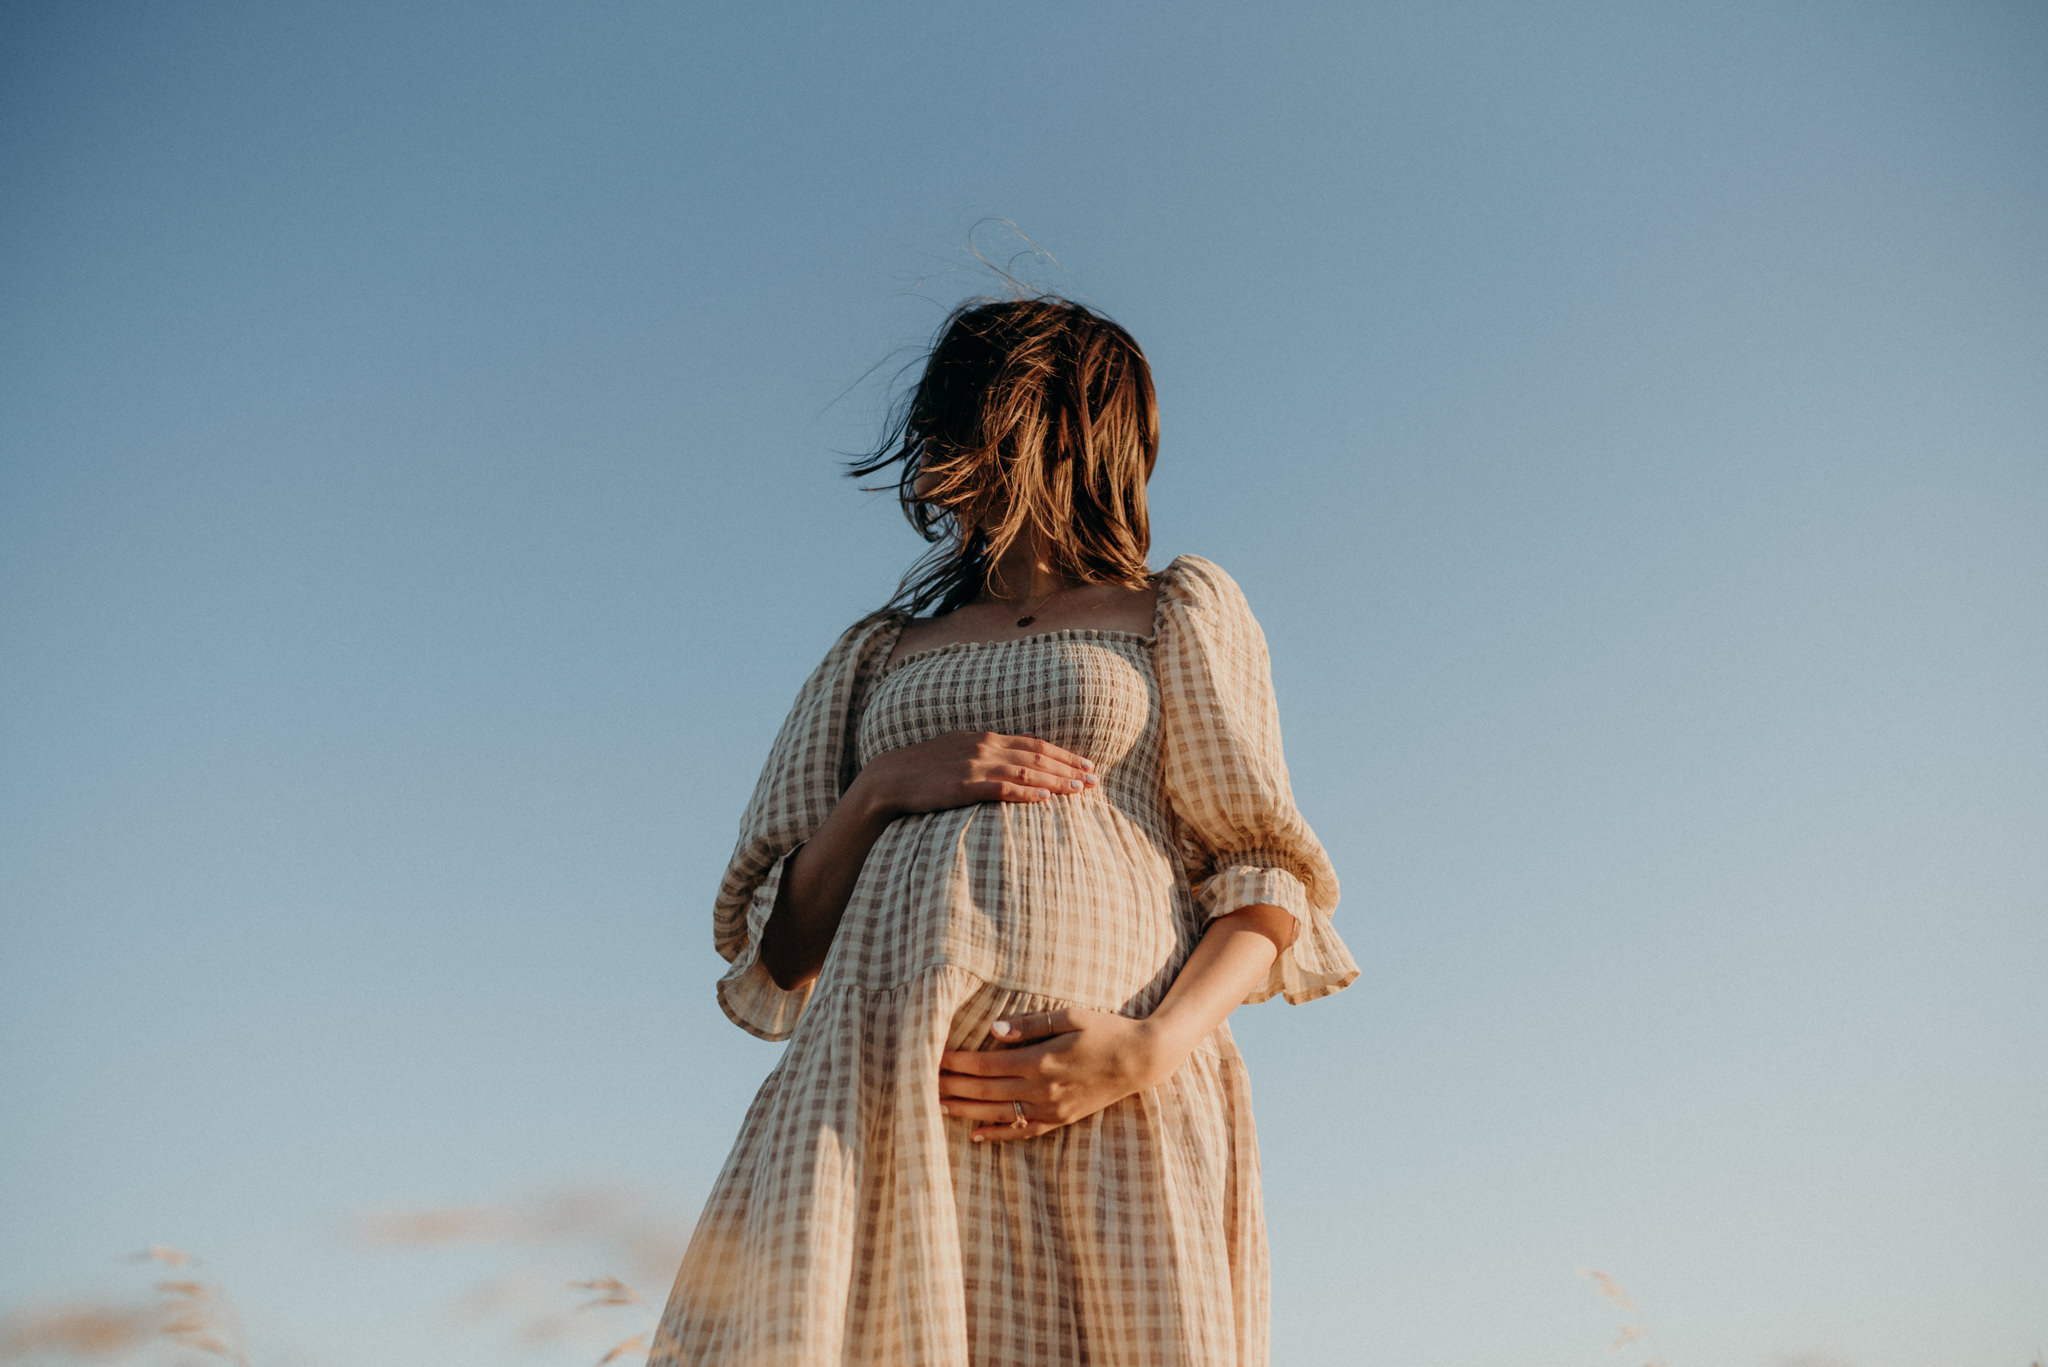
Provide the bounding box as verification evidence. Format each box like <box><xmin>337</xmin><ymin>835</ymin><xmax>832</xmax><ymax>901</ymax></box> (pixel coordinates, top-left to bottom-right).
<box><xmin>980</xmin><ymin>537</ymin><xmax>1072</xmax><ymax>603</ymax></box>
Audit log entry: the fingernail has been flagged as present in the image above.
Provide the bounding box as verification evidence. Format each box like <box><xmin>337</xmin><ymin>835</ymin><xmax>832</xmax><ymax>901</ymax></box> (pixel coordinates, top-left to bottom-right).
<box><xmin>971</xmin><ymin>1132</ymin><xmax>984</xmax><ymax>1143</ymax></box>
<box><xmin>991</xmin><ymin>1021</ymin><xmax>1014</xmax><ymax>1037</ymax></box>
<box><xmin>1080</xmin><ymin>758</ymin><xmax>1094</xmax><ymax>771</ymax></box>
<box><xmin>939</xmin><ymin>1104</ymin><xmax>951</xmax><ymax>1115</ymax></box>
<box><xmin>1068</xmin><ymin>779</ymin><xmax>1083</xmax><ymax>791</ymax></box>
<box><xmin>1081</xmin><ymin>773</ymin><xmax>1099</xmax><ymax>786</ymax></box>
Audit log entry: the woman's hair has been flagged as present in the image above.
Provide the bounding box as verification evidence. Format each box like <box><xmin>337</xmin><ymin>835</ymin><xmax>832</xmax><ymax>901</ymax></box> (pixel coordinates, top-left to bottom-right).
<box><xmin>852</xmin><ymin>295</ymin><xmax>1159</xmax><ymax>617</ymax></box>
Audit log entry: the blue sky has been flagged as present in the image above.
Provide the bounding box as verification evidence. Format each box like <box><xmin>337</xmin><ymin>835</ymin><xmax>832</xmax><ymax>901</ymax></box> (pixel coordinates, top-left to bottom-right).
<box><xmin>3</xmin><ymin>3</ymin><xmax>2044</xmax><ymax>1365</ymax></box>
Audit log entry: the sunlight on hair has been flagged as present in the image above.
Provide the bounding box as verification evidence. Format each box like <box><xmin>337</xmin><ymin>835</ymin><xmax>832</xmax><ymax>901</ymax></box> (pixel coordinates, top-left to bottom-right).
<box><xmin>849</xmin><ymin>294</ymin><xmax>1160</xmax><ymax>617</ymax></box>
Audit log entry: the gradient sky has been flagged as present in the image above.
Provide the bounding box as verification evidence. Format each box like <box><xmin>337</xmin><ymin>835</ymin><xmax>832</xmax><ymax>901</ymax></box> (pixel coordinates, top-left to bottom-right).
<box><xmin>3</xmin><ymin>4</ymin><xmax>2044</xmax><ymax>1365</ymax></box>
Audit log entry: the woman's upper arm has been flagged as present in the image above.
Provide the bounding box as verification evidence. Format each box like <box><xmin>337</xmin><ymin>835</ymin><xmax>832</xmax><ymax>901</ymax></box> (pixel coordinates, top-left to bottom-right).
<box><xmin>1155</xmin><ymin>556</ymin><xmax>1358</xmax><ymax>1004</ymax></box>
<box><xmin>710</xmin><ymin>611</ymin><xmax>903</xmax><ymax>1038</ymax></box>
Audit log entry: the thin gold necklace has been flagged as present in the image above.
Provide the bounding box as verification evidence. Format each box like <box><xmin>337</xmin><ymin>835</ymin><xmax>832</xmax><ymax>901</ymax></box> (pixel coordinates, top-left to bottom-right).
<box><xmin>1009</xmin><ymin>580</ymin><xmax>1073</xmax><ymax>629</ymax></box>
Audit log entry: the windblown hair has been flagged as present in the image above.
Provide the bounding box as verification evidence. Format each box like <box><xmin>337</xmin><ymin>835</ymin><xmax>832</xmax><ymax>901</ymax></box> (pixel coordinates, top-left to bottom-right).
<box><xmin>852</xmin><ymin>296</ymin><xmax>1159</xmax><ymax>617</ymax></box>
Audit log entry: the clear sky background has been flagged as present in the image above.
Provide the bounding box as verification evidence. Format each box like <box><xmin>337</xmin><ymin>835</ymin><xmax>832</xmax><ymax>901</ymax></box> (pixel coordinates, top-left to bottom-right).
<box><xmin>3</xmin><ymin>3</ymin><xmax>2044</xmax><ymax>1365</ymax></box>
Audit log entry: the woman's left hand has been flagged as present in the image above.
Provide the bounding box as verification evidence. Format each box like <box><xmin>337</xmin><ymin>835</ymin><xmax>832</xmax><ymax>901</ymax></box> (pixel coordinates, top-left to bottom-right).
<box><xmin>937</xmin><ymin>1007</ymin><xmax>1181</xmax><ymax>1143</ymax></box>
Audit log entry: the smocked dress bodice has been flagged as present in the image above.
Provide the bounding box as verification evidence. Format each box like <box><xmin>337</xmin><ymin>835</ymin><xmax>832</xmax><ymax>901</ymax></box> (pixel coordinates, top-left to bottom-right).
<box><xmin>837</xmin><ymin>629</ymin><xmax>1191</xmax><ymax>1014</ymax></box>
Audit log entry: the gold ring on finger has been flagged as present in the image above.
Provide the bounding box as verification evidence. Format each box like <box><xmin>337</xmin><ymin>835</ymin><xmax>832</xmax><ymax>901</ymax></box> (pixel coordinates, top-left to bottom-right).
<box><xmin>1010</xmin><ymin>1101</ymin><xmax>1028</xmax><ymax>1130</ymax></box>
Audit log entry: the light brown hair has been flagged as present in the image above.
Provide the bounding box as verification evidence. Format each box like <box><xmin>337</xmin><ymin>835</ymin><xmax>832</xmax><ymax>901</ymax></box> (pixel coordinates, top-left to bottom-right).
<box><xmin>852</xmin><ymin>296</ymin><xmax>1159</xmax><ymax>616</ymax></box>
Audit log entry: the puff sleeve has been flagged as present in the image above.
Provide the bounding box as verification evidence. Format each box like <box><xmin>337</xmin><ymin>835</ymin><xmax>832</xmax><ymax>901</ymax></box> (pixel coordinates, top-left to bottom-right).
<box><xmin>712</xmin><ymin>611</ymin><xmax>904</xmax><ymax>1040</ymax></box>
<box><xmin>1155</xmin><ymin>555</ymin><xmax>1359</xmax><ymax>1005</ymax></box>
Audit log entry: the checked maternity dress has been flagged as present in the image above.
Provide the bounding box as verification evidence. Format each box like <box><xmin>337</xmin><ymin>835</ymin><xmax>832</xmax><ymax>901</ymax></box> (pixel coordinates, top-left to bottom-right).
<box><xmin>649</xmin><ymin>555</ymin><xmax>1358</xmax><ymax>1367</ymax></box>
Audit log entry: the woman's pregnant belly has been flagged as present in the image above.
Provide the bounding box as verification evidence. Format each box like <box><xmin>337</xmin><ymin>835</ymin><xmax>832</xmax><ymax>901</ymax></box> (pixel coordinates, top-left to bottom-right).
<box><xmin>820</xmin><ymin>793</ymin><xmax>1192</xmax><ymax>1013</ymax></box>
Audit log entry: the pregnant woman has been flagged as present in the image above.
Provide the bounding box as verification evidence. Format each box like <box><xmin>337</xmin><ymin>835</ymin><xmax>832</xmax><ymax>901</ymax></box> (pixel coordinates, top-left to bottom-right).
<box><xmin>649</xmin><ymin>295</ymin><xmax>1358</xmax><ymax>1367</ymax></box>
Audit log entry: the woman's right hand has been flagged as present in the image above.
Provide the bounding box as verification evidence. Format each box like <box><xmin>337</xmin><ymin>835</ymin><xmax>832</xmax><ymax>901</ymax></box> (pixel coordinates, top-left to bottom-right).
<box><xmin>851</xmin><ymin>731</ymin><xmax>1097</xmax><ymax>821</ymax></box>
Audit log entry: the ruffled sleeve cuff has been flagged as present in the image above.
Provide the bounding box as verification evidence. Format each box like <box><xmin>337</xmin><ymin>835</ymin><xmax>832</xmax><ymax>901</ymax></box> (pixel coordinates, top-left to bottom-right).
<box><xmin>1198</xmin><ymin>854</ymin><xmax>1361</xmax><ymax>1007</ymax></box>
<box><xmin>713</xmin><ymin>850</ymin><xmax>814</xmax><ymax>1041</ymax></box>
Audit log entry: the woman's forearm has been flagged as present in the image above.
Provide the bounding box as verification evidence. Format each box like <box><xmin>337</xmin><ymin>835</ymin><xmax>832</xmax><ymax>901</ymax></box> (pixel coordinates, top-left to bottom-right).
<box><xmin>756</xmin><ymin>732</ymin><xmax>1099</xmax><ymax>991</ymax></box>
<box><xmin>1137</xmin><ymin>904</ymin><xmax>1297</xmax><ymax>1076</ymax></box>
<box><xmin>935</xmin><ymin>902</ymin><xmax>1298</xmax><ymax>1140</ymax></box>
<box><xmin>758</xmin><ymin>779</ymin><xmax>893</xmax><ymax>990</ymax></box>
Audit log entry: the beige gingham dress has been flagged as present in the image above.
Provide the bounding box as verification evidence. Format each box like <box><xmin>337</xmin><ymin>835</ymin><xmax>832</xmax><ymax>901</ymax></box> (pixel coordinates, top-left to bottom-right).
<box><xmin>650</xmin><ymin>556</ymin><xmax>1358</xmax><ymax>1367</ymax></box>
